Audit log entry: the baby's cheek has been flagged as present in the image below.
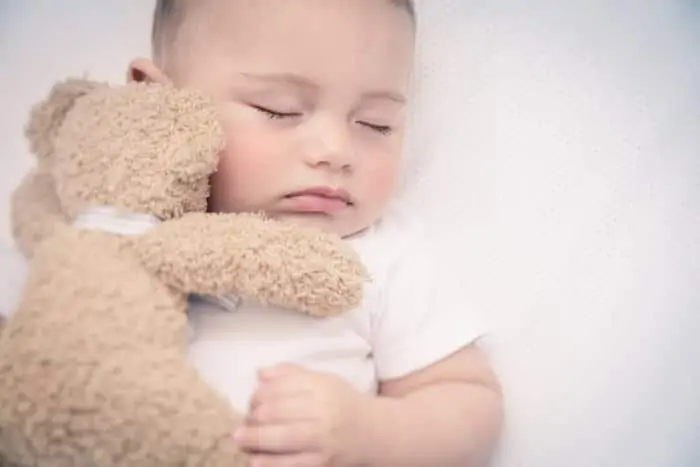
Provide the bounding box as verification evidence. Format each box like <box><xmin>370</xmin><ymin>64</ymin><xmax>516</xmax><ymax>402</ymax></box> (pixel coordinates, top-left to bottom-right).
<box><xmin>209</xmin><ymin>149</ymin><xmax>250</xmax><ymax>211</ymax></box>
<box><xmin>209</xmin><ymin>140</ymin><xmax>278</xmax><ymax>212</ymax></box>
<box><xmin>369</xmin><ymin>159</ymin><xmax>401</xmax><ymax>201</ymax></box>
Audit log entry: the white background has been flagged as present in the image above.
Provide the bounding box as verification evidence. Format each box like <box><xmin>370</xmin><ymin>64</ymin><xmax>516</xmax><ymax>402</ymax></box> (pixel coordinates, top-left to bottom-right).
<box><xmin>1</xmin><ymin>1</ymin><xmax>699</xmax><ymax>466</ymax></box>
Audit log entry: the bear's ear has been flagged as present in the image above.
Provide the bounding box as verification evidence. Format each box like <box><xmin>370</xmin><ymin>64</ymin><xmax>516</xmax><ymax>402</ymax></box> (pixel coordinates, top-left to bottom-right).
<box><xmin>24</xmin><ymin>77</ymin><xmax>106</xmax><ymax>165</ymax></box>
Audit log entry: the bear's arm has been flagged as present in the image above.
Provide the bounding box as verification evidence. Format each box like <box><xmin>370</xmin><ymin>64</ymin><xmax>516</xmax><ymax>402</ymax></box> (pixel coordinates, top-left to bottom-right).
<box><xmin>134</xmin><ymin>212</ymin><xmax>367</xmax><ymax>317</ymax></box>
<box><xmin>10</xmin><ymin>168</ymin><xmax>68</xmax><ymax>258</ymax></box>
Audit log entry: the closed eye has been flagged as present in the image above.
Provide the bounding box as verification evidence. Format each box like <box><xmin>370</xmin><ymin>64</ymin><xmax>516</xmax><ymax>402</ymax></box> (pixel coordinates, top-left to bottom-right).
<box><xmin>252</xmin><ymin>105</ymin><xmax>301</xmax><ymax>119</ymax></box>
<box><xmin>358</xmin><ymin>121</ymin><xmax>393</xmax><ymax>135</ymax></box>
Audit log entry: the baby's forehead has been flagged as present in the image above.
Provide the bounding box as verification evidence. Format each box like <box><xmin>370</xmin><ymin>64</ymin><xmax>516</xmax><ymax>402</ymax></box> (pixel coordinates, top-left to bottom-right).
<box><xmin>153</xmin><ymin>0</ymin><xmax>416</xmax><ymax>100</ymax></box>
<box><xmin>152</xmin><ymin>0</ymin><xmax>414</xmax><ymax>57</ymax></box>
<box><xmin>164</xmin><ymin>0</ymin><xmax>415</xmax><ymax>20</ymax></box>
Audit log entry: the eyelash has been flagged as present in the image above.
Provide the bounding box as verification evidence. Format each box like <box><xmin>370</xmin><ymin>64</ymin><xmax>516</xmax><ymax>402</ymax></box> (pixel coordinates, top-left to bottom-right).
<box><xmin>252</xmin><ymin>105</ymin><xmax>301</xmax><ymax>119</ymax></box>
<box><xmin>360</xmin><ymin>122</ymin><xmax>393</xmax><ymax>135</ymax></box>
<box><xmin>252</xmin><ymin>105</ymin><xmax>393</xmax><ymax>135</ymax></box>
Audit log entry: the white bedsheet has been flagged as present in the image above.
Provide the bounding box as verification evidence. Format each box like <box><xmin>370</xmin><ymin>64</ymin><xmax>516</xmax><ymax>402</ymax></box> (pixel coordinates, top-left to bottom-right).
<box><xmin>1</xmin><ymin>1</ymin><xmax>698</xmax><ymax>466</ymax></box>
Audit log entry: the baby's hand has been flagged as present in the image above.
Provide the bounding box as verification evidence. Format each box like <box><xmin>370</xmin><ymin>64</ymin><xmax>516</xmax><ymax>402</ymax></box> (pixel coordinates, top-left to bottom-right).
<box><xmin>234</xmin><ymin>363</ymin><xmax>372</xmax><ymax>467</ymax></box>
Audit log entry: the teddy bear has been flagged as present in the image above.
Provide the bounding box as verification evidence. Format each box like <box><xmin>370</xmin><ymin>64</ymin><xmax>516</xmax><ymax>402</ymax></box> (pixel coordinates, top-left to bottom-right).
<box><xmin>0</xmin><ymin>77</ymin><xmax>368</xmax><ymax>467</ymax></box>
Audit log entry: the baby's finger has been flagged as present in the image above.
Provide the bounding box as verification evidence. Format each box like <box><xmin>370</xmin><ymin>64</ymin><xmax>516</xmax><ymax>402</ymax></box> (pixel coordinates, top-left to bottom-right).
<box><xmin>234</xmin><ymin>422</ymin><xmax>318</xmax><ymax>454</ymax></box>
<box><xmin>249</xmin><ymin>381</ymin><xmax>307</xmax><ymax>410</ymax></box>
<box><xmin>250</xmin><ymin>372</ymin><xmax>322</xmax><ymax>408</ymax></box>
<box><xmin>250</xmin><ymin>452</ymin><xmax>327</xmax><ymax>467</ymax></box>
<box><xmin>247</xmin><ymin>394</ymin><xmax>314</xmax><ymax>425</ymax></box>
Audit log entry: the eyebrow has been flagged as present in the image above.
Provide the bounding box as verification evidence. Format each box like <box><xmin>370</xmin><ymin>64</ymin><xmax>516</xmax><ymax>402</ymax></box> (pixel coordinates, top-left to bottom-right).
<box><xmin>239</xmin><ymin>72</ymin><xmax>406</xmax><ymax>104</ymax></box>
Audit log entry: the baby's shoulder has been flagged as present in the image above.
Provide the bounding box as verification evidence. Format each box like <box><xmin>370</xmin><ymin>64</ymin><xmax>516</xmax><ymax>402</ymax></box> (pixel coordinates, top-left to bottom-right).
<box><xmin>348</xmin><ymin>204</ymin><xmax>434</xmax><ymax>293</ymax></box>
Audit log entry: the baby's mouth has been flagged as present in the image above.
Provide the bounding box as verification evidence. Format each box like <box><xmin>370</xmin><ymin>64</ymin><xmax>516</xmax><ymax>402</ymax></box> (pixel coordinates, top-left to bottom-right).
<box><xmin>280</xmin><ymin>187</ymin><xmax>353</xmax><ymax>214</ymax></box>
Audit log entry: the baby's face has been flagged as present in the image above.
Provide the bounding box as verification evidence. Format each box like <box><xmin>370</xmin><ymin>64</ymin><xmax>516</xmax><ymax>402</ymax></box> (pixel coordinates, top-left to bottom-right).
<box><xmin>132</xmin><ymin>0</ymin><xmax>414</xmax><ymax>238</ymax></box>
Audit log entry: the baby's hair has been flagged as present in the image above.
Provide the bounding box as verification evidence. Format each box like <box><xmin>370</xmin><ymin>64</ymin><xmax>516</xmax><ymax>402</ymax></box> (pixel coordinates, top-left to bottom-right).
<box><xmin>151</xmin><ymin>0</ymin><xmax>415</xmax><ymax>62</ymax></box>
<box><xmin>151</xmin><ymin>0</ymin><xmax>183</xmax><ymax>63</ymax></box>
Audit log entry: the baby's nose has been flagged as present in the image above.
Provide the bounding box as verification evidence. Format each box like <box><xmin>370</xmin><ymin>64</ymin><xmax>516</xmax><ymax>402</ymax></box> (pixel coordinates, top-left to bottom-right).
<box><xmin>303</xmin><ymin>120</ymin><xmax>356</xmax><ymax>172</ymax></box>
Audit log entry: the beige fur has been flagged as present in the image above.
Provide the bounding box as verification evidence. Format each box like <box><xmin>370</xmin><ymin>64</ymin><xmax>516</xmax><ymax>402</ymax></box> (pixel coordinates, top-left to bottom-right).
<box><xmin>0</xmin><ymin>78</ymin><xmax>368</xmax><ymax>467</ymax></box>
<box><xmin>10</xmin><ymin>168</ymin><xmax>68</xmax><ymax>258</ymax></box>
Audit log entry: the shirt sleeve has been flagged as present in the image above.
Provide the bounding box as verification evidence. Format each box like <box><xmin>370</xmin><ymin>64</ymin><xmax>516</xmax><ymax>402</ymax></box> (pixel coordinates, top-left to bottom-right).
<box><xmin>370</xmin><ymin>236</ymin><xmax>487</xmax><ymax>381</ymax></box>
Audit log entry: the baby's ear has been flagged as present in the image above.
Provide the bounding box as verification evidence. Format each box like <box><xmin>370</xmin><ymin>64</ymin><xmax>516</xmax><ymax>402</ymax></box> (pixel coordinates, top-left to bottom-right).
<box><xmin>24</xmin><ymin>77</ymin><xmax>106</xmax><ymax>165</ymax></box>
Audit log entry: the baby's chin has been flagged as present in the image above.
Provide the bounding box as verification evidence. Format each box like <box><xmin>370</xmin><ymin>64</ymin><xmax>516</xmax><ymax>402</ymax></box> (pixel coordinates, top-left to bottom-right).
<box><xmin>269</xmin><ymin>212</ymin><xmax>366</xmax><ymax>239</ymax></box>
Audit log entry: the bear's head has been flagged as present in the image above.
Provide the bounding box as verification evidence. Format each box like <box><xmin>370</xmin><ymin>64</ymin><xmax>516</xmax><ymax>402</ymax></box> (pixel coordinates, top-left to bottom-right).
<box><xmin>24</xmin><ymin>78</ymin><xmax>223</xmax><ymax>220</ymax></box>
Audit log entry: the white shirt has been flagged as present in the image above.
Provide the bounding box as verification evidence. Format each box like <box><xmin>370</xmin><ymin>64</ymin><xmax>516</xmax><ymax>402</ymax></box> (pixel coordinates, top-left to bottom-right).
<box><xmin>187</xmin><ymin>205</ymin><xmax>485</xmax><ymax>412</ymax></box>
<box><xmin>0</xmin><ymin>206</ymin><xmax>484</xmax><ymax>414</ymax></box>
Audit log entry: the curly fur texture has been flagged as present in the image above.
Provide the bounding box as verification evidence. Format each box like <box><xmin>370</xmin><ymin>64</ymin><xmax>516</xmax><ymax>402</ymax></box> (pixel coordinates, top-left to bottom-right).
<box><xmin>0</xmin><ymin>78</ymin><xmax>368</xmax><ymax>467</ymax></box>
